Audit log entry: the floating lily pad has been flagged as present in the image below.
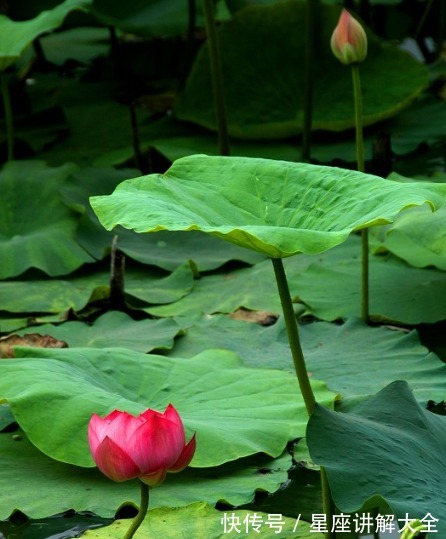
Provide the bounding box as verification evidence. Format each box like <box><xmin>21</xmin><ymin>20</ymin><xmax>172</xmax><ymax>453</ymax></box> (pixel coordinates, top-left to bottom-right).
<box><xmin>294</xmin><ymin>235</ymin><xmax>446</xmax><ymax>324</ymax></box>
<box><xmin>90</xmin><ymin>154</ymin><xmax>446</xmax><ymax>259</ymax></box>
<box><xmin>0</xmin><ymin>429</ymin><xmax>292</xmax><ymax>519</ymax></box>
<box><xmin>168</xmin><ymin>315</ymin><xmax>446</xmax><ymax>407</ymax></box>
<box><xmin>175</xmin><ymin>2</ymin><xmax>428</xmax><ymax>138</ymax></box>
<box><xmin>15</xmin><ymin>311</ymin><xmax>182</xmax><ymax>352</ymax></box>
<box><xmin>0</xmin><ymin>160</ymin><xmax>94</xmax><ymax>278</ymax></box>
<box><xmin>0</xmin><ymin>347</ymin><xmax>336</xmax><ymax>467</ymax></box>
<box><xmin>307</xmin><ymin>381</ymin><xmax>446</xmax><ymax>535</ymax></box>
<box><xmin>0</xmin><ymin>263</ymin><xmax>194</xmax><ymax>315</ymax></box>
<box><xmin>82</xmin><ymin>502</ymin><xmax>321</xmax><ymax>538</ymax></box>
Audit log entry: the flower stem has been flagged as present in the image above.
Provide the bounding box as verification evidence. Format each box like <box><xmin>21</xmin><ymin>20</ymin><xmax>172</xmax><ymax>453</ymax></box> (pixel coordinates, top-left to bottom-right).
<box><xmin>351</xmin><ymin>63</ymin><xmax>369</xmax><ymax>323</ymax></box>
<box><xmin>123</xmin><ymin>481</ymin><xmax>149</xmax><ymax>539</ymax></box>
<box><xmin>301</xmin><ymin>0</ymin><xmax>316</xmax><ymax>163</ymax></box>
<box><xmin>201</xmin><ymin>0</ymin><xmax>230</xmax><ymax>156</ymax></box>
<box><xmin>1</xmin><ymin>72</ymin><xmax>14</xmax><ymax>161</ymax></box>
<box><xmin>271</xmin><ymin>257</ymin><xmax>315</xmax><ymax>415</ymax></box>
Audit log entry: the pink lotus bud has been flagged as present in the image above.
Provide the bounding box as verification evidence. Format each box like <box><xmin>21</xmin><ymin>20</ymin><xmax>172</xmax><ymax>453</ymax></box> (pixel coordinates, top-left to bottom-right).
<box><xmin>330</xmin><ymin>9</ymin><xmax>367</xmax><ymax>65</ymax></box>
<box><xmin>88</xmin><ymin>404</ymin><xmax>196</xmax><ymax>487</ymax></box>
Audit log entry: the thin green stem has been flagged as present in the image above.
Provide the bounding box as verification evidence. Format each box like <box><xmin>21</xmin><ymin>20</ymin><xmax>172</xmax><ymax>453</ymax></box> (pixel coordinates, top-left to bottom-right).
<box><xmin>1</xmin><ymin>72</ymin><xmax>14</xmax><ymax>161</ymax></box>
<box><xmin>201</xmin><ymin>0</ymin><xmax>230</xmax><ymax>156</ymax></box>
<box><xmin>123</xmin><ymin>481</ymin><xmax>149</xmax><ymax>539</ymax></box>
<box><xmin>351</xmin><ymin>63</ymin><xmax>369</xmax><ymax>323</ymax></box>
<box><xmin>272</xmin><ymin>258</ymin><xmax>334</xmax><ymax>538</ymax></box>
<box><xmin>351</xmin><ymin>65</ymin><xmax>364</xmax><ymax>172</ymax></box>
<box><xmin>414</xmin><ymin>0</ymin><xmax>434</xmax><ymax>40</ymax></box>
<box><xmin>301</xmin><ymin>0</ymin><xmax>316</xmax><ymax>162</ymax></box>
<box><xmin>271</xmin><ymin>257</ymin><xmax>315</xmax><ymax>415</ymax></box>
<box><xmin>321</xmin><ymin>467</ymin><xmax>335</xmax><ymax>539</ymax></box>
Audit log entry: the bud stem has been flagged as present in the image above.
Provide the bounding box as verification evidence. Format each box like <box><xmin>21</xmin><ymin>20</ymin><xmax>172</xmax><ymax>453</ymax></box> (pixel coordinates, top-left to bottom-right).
<box><xmin>351</xmin><ymin>63</ymin><xmax>369</xmax><ymax>324</ymax></box>
<box><xmin>301</xmin><ymin>0</ymin><xmax>317</xmax><ymax>163</ymax></box>
<box><xmin>123</xmin><ymin>481</ymin><xmax>149</xmax><ymax>539</ymax></box>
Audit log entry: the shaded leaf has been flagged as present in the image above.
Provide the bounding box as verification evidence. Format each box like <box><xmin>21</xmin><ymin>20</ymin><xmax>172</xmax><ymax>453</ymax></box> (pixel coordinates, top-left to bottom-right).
<box><xmin>307</xmin><ymin>381</ymin><xmax>446</xmax><ymax>535</ymax></box>
<box><xmin>0</xmin><ymin>0</ymin><xmax>91</xmax><ymax>71</ymax></box>
<box><xmin>0</xmin><ymin>160</ymin><xmax>94</xmax><ymax>278</ymax></box>
<box><xmin>175</xmin><ymin>3</ymin><xmax>428</xmax><ymax>137</ymax></box>
<box><xmin>90</xmin><ymin>154</ymin><xmax>446</xmax><ymax>259</ymax></box>
<box><xmin>90</xmin><ymin>0</ymin><xmax>227</xmax><ymax>38</ymax></box>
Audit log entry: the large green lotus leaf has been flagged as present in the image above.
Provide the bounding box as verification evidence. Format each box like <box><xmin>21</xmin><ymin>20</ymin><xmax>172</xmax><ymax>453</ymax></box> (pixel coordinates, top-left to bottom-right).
<box><xmin>14</xmin><ymin>311</ymin><xmax>182</xmax><ymax>352</ymax></box>
<box><xmin>0</xmin><ymin>429</ymin><xmax>292</xmax><ymax>519</ymax></box>
<box><xmin>0</xmin><ymin>0</ymin><xmax>91</xmax><ymax>71</ymax></box>
<box><xmin>175</xmin><ymin>2</ymin><xmax>428</xmax><ymax>138</ymax></box>
<box><xmin>0</xmin><ymin>262</ymin><xmax>194</xmax><ymax>314</ymax></box>
<box><xmin>371</xmin><ymin>205</ymin><xmax>446</xmax><ymax>270</ymax></box>
<box><xmin>61</xmin><ymin>166</ymin><xmax>264</xmax><ymax>270</ymax></box>
<box><xmin>294</xmin><ymin>235</ymin><xmax>446</xmax><ymax>324</ymax></box>
<box><xmin>169</xmin><ymin>315</ymin><xmax>446</xmax><ymax>407</ymax></box>
<box><xmin>83</xmin><ymin>502</ymin><xmax>320</xmax><ymax>538</ymax></box>
<box><xmin>0</xmin><ymin>160</ymin><xmax>95</xmax><ymax>278</ymax></box>
<box><xmin>90</xmin><ymin>154</ymin><xmax>446</xmax><ymax>259</ymax></box>
<box><xmin>0</xmin><ymin>347</ymin><xmax>335</xmax><ymax>467</ymax></box>
<box><xmin>307</xmin><ymin>381</ymin><xmax>446</xmax><ymax>535</ymax></box>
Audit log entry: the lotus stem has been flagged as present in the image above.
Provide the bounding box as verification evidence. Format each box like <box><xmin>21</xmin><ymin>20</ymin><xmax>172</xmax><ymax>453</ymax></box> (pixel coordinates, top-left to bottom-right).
<box><xmin>351</xmin><ymin>63</ymin><xmax>369</xmax><ymax>323</ymax></box>
<box><xmin>320</xmin><ymin>467</ymin><xmax>335</xmax><ymax>539</ymax></box>
<box><xmin>201</xmin><ymin>0</ymin><xmax>230</xmax><ymax>156</ymax></box>
<box><xmin>123</xmin><ymin>481</ymin><xmax>149</xmax><ymax>539</ymax></box>
<box><xmin>272</xmin><ymin>257</ymin><xmax>335</xmax><ymax>539</ymax></box>
<box><xmin>271</xmin><ymin>257</ymin><xmax>315</xmax><ymax>415</ymax></box>
<box><xmin>301</xmin><ymin>0</ymin><xmax>316</xmax><ymax>163</ymax></box>
<box><xmin>1</xmin><ymin>72</ymin><xmax>14</xmax><ymax>161</ymax></box>
<box><xmin>414</xmin><ymin>0</ymin><xmax>434</xmax><ymax>41</ymax></box>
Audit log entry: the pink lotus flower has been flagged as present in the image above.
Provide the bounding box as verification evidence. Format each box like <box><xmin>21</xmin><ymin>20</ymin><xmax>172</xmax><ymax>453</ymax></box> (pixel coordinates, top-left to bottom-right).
<box><xmin>88</xmin><ymin>404</ymin><xmax>196</xmax><ymax>487</ymax></box>
<box><xmin>330</xmin><ymin>9</ymin><xmax>367</xmax><ymax>65</ymax></box>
